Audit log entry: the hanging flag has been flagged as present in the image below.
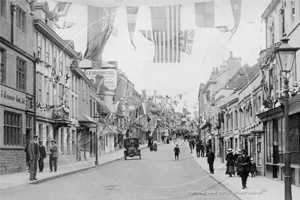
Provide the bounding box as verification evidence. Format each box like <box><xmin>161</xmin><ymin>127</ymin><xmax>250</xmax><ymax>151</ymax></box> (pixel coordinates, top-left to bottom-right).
<box><xmin>180</xmin><ymin>30</ymin><xmax>195</xmax><ymax>55</ymax></box>
<box><xmin>139</xmin><ymin>5</ymin><xmax>181</xmax><ymax>63</ymax></box>
<box><xmin>228</xmin><ymin>0</ymin><xmax>242</xmax><ymax>39</ymax></box>
<box><xmin>52</xmin><ymin>2</ymin><xmax>72</xmax><ymax>18</ymax></box>
<box><xmin>84</xmin><ymin>6</ymin><xmax>117</xmax><ymax>61</ymax></box>
<box><xmin>195</xmin><ymin>0</ymin><xmax>215</xmax><ymax>28</ymax></box>
<box><xmin>126</xmin><ymin>7</ymin><xmax>139</xmax><ymax>50</ymax></box>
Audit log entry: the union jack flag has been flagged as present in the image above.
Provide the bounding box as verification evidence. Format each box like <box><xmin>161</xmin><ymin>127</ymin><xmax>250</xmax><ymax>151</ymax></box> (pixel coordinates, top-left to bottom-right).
<box><xmin>180</xmin><ymin>30</ymin><xmax>195</xmax><ymax>55</ymax></box>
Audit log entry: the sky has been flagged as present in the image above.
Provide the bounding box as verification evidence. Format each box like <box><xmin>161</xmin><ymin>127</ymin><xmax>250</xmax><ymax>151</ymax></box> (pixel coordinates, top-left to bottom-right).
<box><xmin>46</xmin><ymin>0</ymin><xmax>271</xmax><ymax>115</ymax></box>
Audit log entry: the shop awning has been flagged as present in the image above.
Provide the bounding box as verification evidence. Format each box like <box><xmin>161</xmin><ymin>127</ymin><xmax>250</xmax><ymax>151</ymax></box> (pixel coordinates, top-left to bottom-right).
<box><xmin>79</xmin><ymin>112</ymin><xmax>96</xmax><ymax>127</ymax></box>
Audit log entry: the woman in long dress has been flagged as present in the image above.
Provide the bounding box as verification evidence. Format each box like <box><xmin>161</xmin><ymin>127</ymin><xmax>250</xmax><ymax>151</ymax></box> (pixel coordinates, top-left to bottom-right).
<box><xmin>225</xmin><ymin>148</ymin><xmax>235</xmax><ymax>177</ymax></box>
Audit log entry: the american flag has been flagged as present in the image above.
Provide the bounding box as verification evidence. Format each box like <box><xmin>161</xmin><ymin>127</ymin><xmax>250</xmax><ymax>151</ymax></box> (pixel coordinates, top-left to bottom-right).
<box><xmin>180</xmin><ymin>30</ymin><xmax>195</xmax><ymax>55</ymax></box>
<box><xmin>140</xmin><ymin>5</ymin><xmax>181</xmax><ymax>63</ymax></box>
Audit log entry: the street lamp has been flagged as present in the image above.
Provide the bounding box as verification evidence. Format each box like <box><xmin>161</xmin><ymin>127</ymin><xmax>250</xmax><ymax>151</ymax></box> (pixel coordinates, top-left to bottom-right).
<box><xmin>273</xmin><ymin>36</ymin><xmax>299</xmax><ymax>200</ymax></box>
<box><xmin>93</xmin><ymin>113</ymin><xmax>100</xmax><ymax>165</ymax></box>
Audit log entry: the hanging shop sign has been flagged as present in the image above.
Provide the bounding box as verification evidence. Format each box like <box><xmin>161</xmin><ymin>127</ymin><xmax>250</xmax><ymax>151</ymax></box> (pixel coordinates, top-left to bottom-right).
<box><xmin>86</xmin><ymin>69</ymin><xmax>117</xmax><ymax>90</ymax></box>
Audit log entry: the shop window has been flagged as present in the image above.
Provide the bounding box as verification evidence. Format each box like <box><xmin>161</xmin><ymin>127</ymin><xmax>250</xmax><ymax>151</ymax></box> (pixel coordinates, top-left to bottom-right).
<box><xmin>16</xmin><ymin>6</ymin><xmax>26</xmax><ymax>33</ymax></box>
<box><xmin>16</xmin><ymin>57</ymin><xmax>26</xmax><ymax>91</ymax></box>
<box><xmin>278</xmin><ymin>118</ymin><xmax>284</xmax><ymax>163</ymax></box>
<box><xmin>4</xmin><ymin>111</ymin><xmax>22</xmax><ymax>146</ymax></box>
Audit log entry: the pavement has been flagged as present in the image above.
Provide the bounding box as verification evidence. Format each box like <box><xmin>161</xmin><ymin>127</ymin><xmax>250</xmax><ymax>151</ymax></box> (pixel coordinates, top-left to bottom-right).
<box><xmin>0</xmin><ymin>143</ymin><xmax>149</xmax><ymax>190</ymax></box>
<box><xmin>189</xmin><ymin>145</ymin><xmax>300</xmax><ymax>200</ymax></box>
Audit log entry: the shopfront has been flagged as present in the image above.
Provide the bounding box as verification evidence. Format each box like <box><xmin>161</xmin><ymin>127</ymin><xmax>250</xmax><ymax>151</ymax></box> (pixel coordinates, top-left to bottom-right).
<box><xmin>257</xmin><ymin>94</ymin><xmax>300</xmax><ymax>186</ymax></box>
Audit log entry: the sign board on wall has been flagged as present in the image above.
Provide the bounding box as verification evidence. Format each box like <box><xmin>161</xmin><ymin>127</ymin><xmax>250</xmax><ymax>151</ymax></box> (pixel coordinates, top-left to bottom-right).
<box><xmin>86</xmin><ymin>69</ymin><xmax>117</xmax><ymax>90</ymax></box>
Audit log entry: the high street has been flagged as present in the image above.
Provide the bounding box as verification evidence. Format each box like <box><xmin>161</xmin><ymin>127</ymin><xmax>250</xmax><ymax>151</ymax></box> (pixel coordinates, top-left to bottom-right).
<box><xmin>0</xmin><ymin>140</ymin><xmax>238</xmax><ymax>200</ymax></box>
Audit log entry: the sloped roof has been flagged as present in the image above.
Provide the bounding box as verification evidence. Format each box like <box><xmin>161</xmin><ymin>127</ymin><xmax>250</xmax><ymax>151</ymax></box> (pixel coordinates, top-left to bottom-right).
<box><xmin>225</xmin><ymin>64</ymin><xmax>252</xmax><ymax>89</ymax></box>
<box><xmin>235</xmin><ymin>63</ymin><xmax>261</xmax><ymax>92</ymax></box>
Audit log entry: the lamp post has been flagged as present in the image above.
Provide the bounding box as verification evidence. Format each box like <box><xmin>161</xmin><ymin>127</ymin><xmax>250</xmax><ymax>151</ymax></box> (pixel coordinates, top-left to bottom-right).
<box><xmin>273</xmin><ymin>37</ymin><xmax>299</xmax><ymax>200</ymax></box>
<box><xmin>93</xmin><ymin>113</ymin><xmax>100</xmax><ymax>165</ymax></box>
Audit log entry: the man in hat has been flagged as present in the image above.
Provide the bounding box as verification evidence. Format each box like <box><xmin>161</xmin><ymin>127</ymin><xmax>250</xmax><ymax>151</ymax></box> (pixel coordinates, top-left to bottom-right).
<box><xmin>207</xmin><ymin>148</ymin><xmax>215</xmax><ymax>174</ymax></box>
<box><xmin>38</xmin><ymin>139</ymin><xmax>46</xmax><ymax>172</ymax></box>
<box><xmin>49</xmin><ymin>139</ymin><xmax>58</xmax><ymax>172</ymax></box>
<box><xmin>236</xmin><ymin>149</ymin><xmax>251</xmax><ymax>189</ymax></box>
<box><xmin>28</xmin><ymin>135</ymin><xmax>40</xmax><ymax>181</ymax></box>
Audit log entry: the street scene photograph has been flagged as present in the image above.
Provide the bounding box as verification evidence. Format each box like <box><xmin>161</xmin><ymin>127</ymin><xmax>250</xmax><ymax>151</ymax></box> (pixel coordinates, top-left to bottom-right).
<box><xmin>0</xmin><ymin>0</ymin><xmax>300</xmax><ymax>199</ymax></box>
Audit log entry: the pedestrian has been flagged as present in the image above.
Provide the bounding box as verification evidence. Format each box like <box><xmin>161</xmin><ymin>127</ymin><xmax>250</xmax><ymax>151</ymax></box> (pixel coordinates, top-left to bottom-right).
<box><xmin>236</xmin><ymin>149</ymin><xmax>251</xmax><ymax>189</ymax></box>
<box><xmin>49</xmin><ymin>139</ymin><xmax>58</xmax><ymax>172</ymax></box>
<box><xmin>200</xmin><ymin>142</ymin><xmax>205</xmax><ymax>157</ymax></box>
<box><xmin>188</xmin><ymin>138</ymin><xmax>194</xmax><ymax>153</ymax></box>
<box><xmin>234</xmin><ymin>149</ymin><xmax>241</xmax><ymax>175</ymax></box>
<box><xmin>207</xmin><ymin>148</ymin><xmax>215</xmax><ymax>174</ymax></box>
<box><xmin>174</xmin><ymin>144</ymin><xmax>180</xmax><ymax>161</ymax></box>
<box><xmin>205</xmin><ymin>142</ymin><xmax>211</xmax><ymax>157</ymax></box>
<box><xmin>38</xmin><ymin>139</ymin><xmax>47</xmax><ymax>172</ymax></box>
<box><xmin>28</xmin><ymin>135</ymin><xmax>40</xmax><ymax>181</ymax></box>
<box><xmin>153</xmin><ymin>140</ymin><xmax>158</xmax><ymax>151</ymax></box>
<box><xmin>250</xmin><ymin>158</ymin><xmax>257</xmax><ymax>177</ymax></box>
<box><xmin>24</xmin><ymin>140</ymin><xmax>31</xmax><ymax>171</ymax></box>
<box><xmin>196</xmin><ymin>140</ymin><xmax>201</xmax><ymax>157</ymax></box>
<box><xmin>225</xmin><ymin>148</ymin><xmax>235</xmax><ymax>177</ymax></box>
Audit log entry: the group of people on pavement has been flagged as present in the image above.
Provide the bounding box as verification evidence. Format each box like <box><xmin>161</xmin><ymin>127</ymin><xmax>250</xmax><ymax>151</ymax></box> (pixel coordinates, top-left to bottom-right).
<box><xmin>224</xmin><ymin>148</ymin><xmax>257</xmax><ymax>189</ymax></box>
<box><xmin>205</xmin><ymin>147</ymin><xmax>257</xmax><ymax>189</ymax></box>
<box><xmin>25</xmin><ymin>135</ymin><xmax>59</xmax><ymax>181</ymax></box>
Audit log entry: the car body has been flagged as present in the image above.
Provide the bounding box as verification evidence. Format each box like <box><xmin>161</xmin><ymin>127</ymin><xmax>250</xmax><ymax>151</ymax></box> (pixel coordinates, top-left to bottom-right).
<box><xmin>124</xmin><ymin>138</ymin><xmax>141</xmax><ymax>160</ymax></box>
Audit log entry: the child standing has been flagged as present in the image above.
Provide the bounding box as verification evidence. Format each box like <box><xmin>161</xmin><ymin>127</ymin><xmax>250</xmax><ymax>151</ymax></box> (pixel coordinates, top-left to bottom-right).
<box><xmin>250</xmin><ymin>158</ymin><xmax>257</xmax><ymax>177</ymax></box>
<box><xmin>174</xmin><ymin>144</ymin><xmax>180</xmax><ymax>161</ymax></box>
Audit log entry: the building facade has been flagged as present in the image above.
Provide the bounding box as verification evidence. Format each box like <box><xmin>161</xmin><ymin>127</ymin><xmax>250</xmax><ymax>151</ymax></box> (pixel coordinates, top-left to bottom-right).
<box><xmin>33</xmin><ymin>1</ymin><xmax>82</xmax><ymax>165</ymax></box>
<box><xmin>257</xmin><ymin>0</ymin><xmax>300</xmax><ymax>186</ymax></box>
<box><xmin>0</xmin><ymin>0</ymin><xmax>36</xmax><ymax>174</ymax></box>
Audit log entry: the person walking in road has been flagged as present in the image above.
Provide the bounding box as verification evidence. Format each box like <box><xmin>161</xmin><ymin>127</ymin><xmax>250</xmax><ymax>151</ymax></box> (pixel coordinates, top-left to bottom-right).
<box><xmin>196</xmin><ymin>140</ymin><xmax>201</xmax><ymax>157</ymax></box>
<box><xmin>237</xmin><ymin>149</ymin><xmax>251</xmax><ymax>189</ymax></box>
<box><xmin>225</xmin><ymin>148</ymin><xmax>235</xmax><ymax>177</ymax></box>
<box><xmin>250</xmin><ymin>158</ymin><xmax>257</xmax><ymax>177</ymax></box>
<box><xmin>199</xmin><ymin>142</ymin><xmax>204</xmax><ymax>157</ymax></box>
<box><xmin>38</xmin><ymin>139</ymin><xmax>47</xmax><ymax>172</ymax></box>
<box><xmin>49</xmin><ymin>139</ymin><xmax>58</xmax><ymax>172</ymax></box>
<box><xmin>207</xmin><ymin>148</ymin><xmax>215</xmax><ymax>174</ymax></box>
<box><xmin>174</xmin><ymin>144</ymin><xmax>180</xmax><ymax>161</ymax></box>
<box><xmin>28</xmin><ymin>135</ymin><xmax>40</xmax><ymax>181</ymax></box>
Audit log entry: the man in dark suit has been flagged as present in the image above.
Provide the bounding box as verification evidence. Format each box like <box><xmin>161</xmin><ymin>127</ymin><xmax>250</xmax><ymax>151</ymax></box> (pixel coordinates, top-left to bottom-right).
<box><xmin>236</xmin><ymin>149</ymin><xmax>251</xmax><ymax>189</ymax></box>
<box><xmin>207</xmin><ymin>148</ymin><xmax>215</xmax><ymax>174</ymax></box>
<box><xmin>49</xmin><ymin>140</ymin><xmax>58</xmax><ymax>172</ymax></box>
<box><xmin>28</xmin><ymin>135</ymin><xmax>40</xmax><ymax>181</ymax></box>
<box><xmin>38</xmin><ymin>139</ymin><xmax>47</xmax><ymax>172</ymax></box>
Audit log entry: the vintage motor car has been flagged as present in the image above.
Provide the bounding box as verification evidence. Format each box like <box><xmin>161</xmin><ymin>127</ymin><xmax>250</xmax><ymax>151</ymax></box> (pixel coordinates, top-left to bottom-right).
<box><xmin>124</xmin><ymin>138</ymin><xmax>141</xmax><ymax>160</ymax></box>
